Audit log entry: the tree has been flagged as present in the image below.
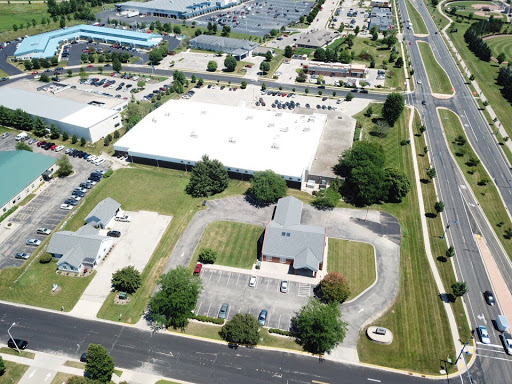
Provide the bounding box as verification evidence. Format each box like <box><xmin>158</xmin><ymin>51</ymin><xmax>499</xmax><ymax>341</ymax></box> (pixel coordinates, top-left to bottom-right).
<box><xmin>13</xmin><ymin>24</ymin><xmax>18</xmax><ymax>32</ymax></box>
<box><xmin>186</xmin><ymin>155</ymin><xmax>229</xmax><ymax>197</ymax></box>
<box><xmin>23</xmin><ymin>60</ymin><xmax>33</xmax><ymax>71</ymax></box>
<box><xmin>173</xmin><ymin>25</ymin><xmax>181</xmax><ymax>34</ymax></box>
<box><xmin>62</xmin><ymin>131</ymin><xmax>69</xmax><ymax>141</ymax></box>
<box><xmin>40</xmin><ymin>253</ymin><xmax>52</xmax><ymax>264</ymax></box>
<box><xmin>314</xmin><ymin>48</ymin><xmax>326</xmax><ymax>62</ymax></box>
<box><xmin>207</xmin><ymin>60</ymin><xmax>217</xmax><ymax>72</ymax></box>
<box><xmin>191</xmin><ymin>74</ymin><xmax>197</xmax><ymax>83</ymax></box>
<box><xmin>0</xmin><ymin>355</ymin><xmax>5</xmax><ymax>375</ymax></box>
<box><xmin>111</xmin><ymin>266</ymin><xmax>142</xmax><ymax>294</ymax></box>
<box><xmin>382</xmin><ymin>93</ymin><xmax>405</xmax><ymax>126</ymax></box>
<box><xmin>259</xmin><ymin>61</ymin><xmax>270</xmax><ymax>74</ymax></box>
<box><xmin>60</xmin><ymin>16</ymin><xmax>65</xmax><ymax>28</ymax></box>
<box><xmin>265</xmin><ymin>50</ymin><xmax>273</xmax><ymax>62</ymax></box>
<box><xmin>114</xmin><ymin>130</ymin><xmax>120</xmax><ymax>139</ymax></box>
<box><xmin>72</xmin><ymin>134</ymin><xmax>78</xmax><ymax>144</ymax></box>
<box><xmin>224</xmin><ymin>55</ymin><xmax>237</xmax><ymax>72</ymax></box>
<box><xmin>497</xmin><ymin>52</ymin><xmax>507</xmax><ymax>64</ymax></box>
<box><xmin>319</xmin><ymin>273</ymin><xmax>350</xmax><ymax>303</ymax></box>
<box><xmin>113</xmin><ymin>58</ymin><xmax>121</xmax><ymax>73</ymax></box>
<box><xmin>384</xmin><ymin>167</ymin><xmax>410</xmax><ymax>203</ymax></box>
<box><xmin>313</xmin><ymin>186</ymin><xmax>341</xmax><ymax>209</ymax></box>
<box><xmin>427</xmin><ymin>167</ymin><xmax>437</xmax><ymax>179</ymax></box>
<box><xmin>395</xmin><ymin>57</ymin><xmax>404</xmax><ymax>68</ymax></box>
<box><xmin>221</xmin><ymin>25</ymin><xmax>231</xmax><ymax>37</ymax></box>
<box><xmin>249</xmin><ymin>170</ymin><xmax>287</xmax><ymax>204</ymax></box>
<box><xmin>149</xmin><ymin>266</ymin><xmax>202</xmax><ymax>329</ymax></box>
<box><xmin>49</xmin><ymin>123</ymin><xmax>60</xmax><ymax>139</ymax></box>
<box><xmin>345</xmin><ymin>92</ymin><xmax>354</xmax><ymax>101</ymax></box>
<box><xmin>365</xmin><ymin>105</ymin><xmax>373</xmax><ymax>117</ymax></box>
<box><xmin>56</xmin><ymin>155</ymin><xmax>73</xmax><ymax>177</ymax></box>
<box><xmin>446</xmin><ymin>246</ymin><xmax>455</xmax><ymax>258</ymax></box>
<box><xmin>292</xmin><ymin>299</ymin><xmax>348</xmax><ymax>355</ymax></box>
<box><xmin>80</xmin><ymin>137</ymin><xmax>86</xmax><ymax>146</ymax></box>
<box><xmin>434</xmin><ymin>201</ymin><xmax>445</xmax><ymax>213</ymax></box>
<box><xmin>451</xmin><ymin>281</ymin><xmax>468</xmax><ymax>299</ymax></box>
<box><xmin>198</xmin><ymin>248</ymin><xmax>217</xmax><ymax>264</ymax></box>
<box><xmin>354</xmin><ymin>25</ymin><xmax>360</xmax><ymax>35</ymax></box>
<box><xmin>241</xmin><ymin>80</ymin><xmax>247</xmax><ymax>89</ymax></box>
<box><xmin>15</xmin><ymin>141</ymin><xmax>33</xmax><ymax>152</ymax></box>
<box><xmin>220</xmin><ymin>313</ymin><xmax>260</xmax><ymax>345</ymax></box>
<box><xmin>85</xmin><ymin>344</ymin><xmax>115</xmax><ymax>383</ymax></box>
<box><xmin>33</xmin><ymin>116</ymin><xmax>47</xmax><ymax>137</ymax></box>
<box><xmin>284</xmin><ymin>45</ymin><xmax>293</xmax><ymax>58</ymax></box>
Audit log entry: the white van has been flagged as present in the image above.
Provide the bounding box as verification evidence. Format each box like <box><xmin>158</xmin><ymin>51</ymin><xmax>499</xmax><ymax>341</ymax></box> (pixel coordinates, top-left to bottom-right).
<box><xmin>15</xmin><ymin>132</ymin><xmax>29</xmax><ymax>141</ymax></box>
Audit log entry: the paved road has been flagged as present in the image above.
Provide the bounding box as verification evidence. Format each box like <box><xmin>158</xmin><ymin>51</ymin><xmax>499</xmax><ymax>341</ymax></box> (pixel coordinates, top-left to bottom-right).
<box><xmin>0</xmin><ymin>302</ymin><xmax>431</xmax><ymax>384</ymax></box>
<box><xmin>399</xmin><ymin>0</ymin><xmax>512</xmax><ymax>382</ymax></box>
<box><xmin>0</xmin><ymin>42</ymin><xmax>22</xmax><ymax>76</ymax></box>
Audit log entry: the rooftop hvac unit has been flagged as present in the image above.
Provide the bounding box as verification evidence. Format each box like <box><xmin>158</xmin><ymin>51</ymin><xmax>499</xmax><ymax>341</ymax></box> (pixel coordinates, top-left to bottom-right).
<box><xmin>246</xmin><ymin>115</ymin><xmax>253</xmax><ymax>120</ymax></box>
<box><xmin>152</xmin><ymin>118</ymin><xmax>157</xmax><ymax>123</ymax></box>
<box><xmin>268</xmin><ymin>123</ymin><xmax>275</xmax><ymax>128</ymax></box>
<box><xmin>190</xmin><ymin>131</ymin><xmax>198</xmax><ymax>138</ymax></box>
<box><xmin>201</xmin><ymin>110</ymin><xmax>207</xmax><ymax>115</ymax></box>
<box><xmin>229</xmin><ymin>137</ymin><xmax>236</xmax><ymax>143</ymax></box>
<box><xmin>303</xmin><ymin>127</ymin><xmax>310</xmax><ymax>132</ymax></box>
<box><xmin>280</xmin><ymin>127</ymin><xmax>288</xmax><ymax>132</ymax></box>
<box><xmin>271</xmin><ymin>142</ymin><xmax>280</xmax><ymax>149</ymax></box>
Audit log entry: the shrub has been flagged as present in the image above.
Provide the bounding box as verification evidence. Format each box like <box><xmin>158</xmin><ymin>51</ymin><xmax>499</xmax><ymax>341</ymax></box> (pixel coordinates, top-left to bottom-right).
<box><xmin>268</xmin><ymin>328</ymin><xmax>293</xmax><ymax>336</ymax></box>
<box><xmin>199</xmin><ymin>248</ymin><xmax>217</xmax><ymax>264</ymax></box>
<box><xmin>40</xmin><ymin>253</ymin><xmax>53</xmax><ymax>264</ymax></box>
<box><xmin>103</xmin><ymin>169</ymin><xmax>113</xmax><ymax>178</ymax></box>
<box><xmin>191</xmin><ymin>314</ymin><xmax>224</xmax><ymax>324</ymax></box>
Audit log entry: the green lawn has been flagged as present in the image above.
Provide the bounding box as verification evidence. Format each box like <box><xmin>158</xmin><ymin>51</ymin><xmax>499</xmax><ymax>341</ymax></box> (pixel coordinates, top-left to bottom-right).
<box><xmin>355</xmin><ymin>104</ymin><xmax>455</xmax><ymax>374</ymax></box>
<box><xmin>190</xmin><ymin>221</ymin><xmax>264</xmax><ymax>270</ymax></box>
<box><xmin>0</xmin><ymin>3</ymin><xmax>49</xmax><ymax>33</ymax></box>
<box><xmin>327</xmin><ymin>239</ymin><xmax>376</xmax><ymax>300</ymax></box>
<box><xmin>412</xmin><ymin>110</ymin><xmax>471</xmax><ymax>343</ymax></box>
<box><xmin>50</xmin><ymin>373</ymin><xmax>79</xmax><ymax>384</ymax></box>
<box><xmin>486</xmin><ymin>35</ymin><xmax>512</xmax><ymax>61</ymax></box>
<box><xmin>417</xmin><ymin>42</ymin><xmax>454</xmax><ymax>94</ymax></box>
<box><xmin>94</xmin><ymin>167</ymin><xmax>250</xmax><ymax>323</ymax></box>
<box><xmin>0</xmin><ymin>361</ymin><xmax>28</xmax><ymax>384</ymax></box>
<box><xmin>63</xmin><ymin>361</ymin><xmax>85</xmax><ymax>369</ymax></box>
<box><xmin>406</xmin><ymin>0</ymin><xmax>429</xmax><ymax>35</ymax></box>
<box><xmin>440</xmin><ymin>108</ymin><xmax>512</xmax><ymax>261</ymax></box>
<box><xmin>447</xmin><ymin>22</ymin><xmax>512</xmax><ymax>139</ymax></box>
<box><xmin>0</xmin><ymin>347</ymin><xmax>35</xmax><ymax>359</ymax></box>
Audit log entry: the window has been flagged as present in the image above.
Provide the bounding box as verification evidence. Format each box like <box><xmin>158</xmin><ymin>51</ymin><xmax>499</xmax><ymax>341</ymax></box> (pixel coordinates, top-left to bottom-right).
<box><xmin>286</xmin><ymin>233</ymin><xmax>291</xmax><ymax>237</ymax></box>
<box><xmin>280</xmin><ymin>258</ymin><xmax>287</xmax><ymax>263</ymax></box>
<box><xmin>265</xmin><ymin>255</ymin><xmax>272</xmax><ymax>261</ymax></box>
<box><xmin>282</xmin><ymin>232</ymin><xmax>286</xmax><ymax>236</ymax></box>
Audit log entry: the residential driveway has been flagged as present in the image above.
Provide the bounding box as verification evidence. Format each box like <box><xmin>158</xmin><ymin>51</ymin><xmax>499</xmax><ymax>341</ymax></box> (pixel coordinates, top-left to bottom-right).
<box><xmin>70</xmin><ymin>211</ymin><xmax>172</xmax><ymax>318</ymax></box>
<box><xmin>165</xmin><ymin>196</ymin><xmax>400</xmax><ymax>359</ymax></box>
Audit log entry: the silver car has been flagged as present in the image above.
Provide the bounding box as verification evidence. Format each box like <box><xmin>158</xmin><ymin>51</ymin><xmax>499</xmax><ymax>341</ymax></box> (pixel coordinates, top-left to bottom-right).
<box><xmin>26</xmin><ymin>239</ymin><xmax>41</xmax><ymax>246</ymax></box>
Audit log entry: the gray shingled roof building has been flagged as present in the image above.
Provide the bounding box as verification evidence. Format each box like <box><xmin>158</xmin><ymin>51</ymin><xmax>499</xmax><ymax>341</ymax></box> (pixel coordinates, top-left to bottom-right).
<box><xmin>189</xmin><ymin>35</ymin><xmax>258</xmax><ymax>60</ymax></box>
<box><xmin>262</xmin><ymin>196</ymin><xmax>326</xmax><ymax>276</ymax></box>
<box><xmin>47</xmin><ymin>227</ymin><xmax>113</xmax><ymax>274</ymax></box>
<box><xmin>369</xmin><ymin>7</ymin><xmax>394</xmax><ymax>31</ymax></box>
<box><xmin>85</xmin><ymin>197</ymin><xmax>121</xmax><ymax>229</ymax></box>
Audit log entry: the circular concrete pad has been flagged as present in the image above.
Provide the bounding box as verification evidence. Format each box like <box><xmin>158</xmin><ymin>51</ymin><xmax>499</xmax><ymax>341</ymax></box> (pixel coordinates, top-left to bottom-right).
<box><xmin>367</xmin><ymin>326</ymin><xmax>393</xmax><ymax>345</ymax></box>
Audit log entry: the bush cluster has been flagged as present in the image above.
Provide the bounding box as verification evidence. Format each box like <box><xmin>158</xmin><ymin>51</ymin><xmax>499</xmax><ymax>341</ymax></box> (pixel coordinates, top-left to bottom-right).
<box><xmin>268</xmin><ymin>328</ymin><xmax>293</xmax><ymax>336</ymax></box>
<box><xmin>191</xmin><ymin>314</ymin><xmax>224</xmax><ymax>325</ymax></box>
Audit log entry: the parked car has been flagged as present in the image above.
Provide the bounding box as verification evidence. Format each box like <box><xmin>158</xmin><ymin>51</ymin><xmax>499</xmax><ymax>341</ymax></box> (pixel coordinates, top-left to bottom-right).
<box><xmin>60</xmin><ymin>204</ymin><xmax>73</xmax><ymax>210</ymax></box>
<box><xmin>72</xmin><ymin>191</ymin><xmax>86</xmax><ymax>197</ymax></box>
<box><xmin>193</xmin><ymin>263</ymin><xmax>203</xmax><ymax>276</ymax></box>
<box><xmin>94</xmin><ymin>169</ymin><xmax>106</xmax><ymax>175</ymax></box>
<box><xmin>258</xmin><ymin>309</ymin><xmax>267</xmax><ymax>326</ymax></box>
<box><xmin>483</xmin><ymin>290</ymin><xmax>495</xmax><ymax>306</ymax></box>
<box><xmin>64</xmin><ymin>199</ymin><xmax>79</xmax><ymax>206</ymax></box>
<box><xmin>55</xmin><ymin>145</ymin><xmax>65</xmax><ymax>152</ymax></box>
<box><xmin>218</xmin><ymin>303</ymin><xmax>229</xmax><ymax>319</ymax></box>
<box><xmin>15</xmin><ymin>252</ymin><xmax>30</xmax><ymax>260</ymax></box>
<box><xmin>500</xmin><ymin>332</ymin><xmax>512</xmax><ymax>355</ymax></box>
<box><xmin>1</xmin><ymin>132</ymin><xmax>9</xmax><ymax>139</ymax></box>
<box><xmin>74</xmin><ymin>186</ymin><xmax>87</xmax><ymax>193</ymax></box>
<box><xmin>80</xmin><ymin>352</ymin><xmax>88</xmax><ymax>362</ymax></box>
<box><xmin>249</xmin><ymin>275</ymin><xmax>257</xmax><ymax>288</ymax></box>
<box><xmin>8</xmin><ymin>338</ymin><xmax>28</xmax><ymax>350</ymax></box>
<box><xmin>280</xmin><ymin>280</ymin><xmax>288</xmax><ymax>293</ymax></box>
<box><xmin>80</xmin><ymin>182</ymin><xmax>92</xmax><ymax>189</ymax></box>
<box><xmin>69</xmin><ymin>195</ymin><xmax>81</xmax><ymax>201</ymax></box>
<box><xmin>477</xmin><ymin>325</ymin><xmax>490</xmax><ymax>344</ymax></box>
<box><xmin>107</xmin><ymin>230</ymin><xmax>121</xmax><ymax>238</ymax></box>
<box><xmin>26</xmin><ymin>239</ymin><xmax>41</xmax><ymax>246</ymax></box>
<box><xmin>115</xmin><ymin>215</ymin><xmax>131</xmax><ymax>222</ymax></box>
<box><xmin>37</xmin><ymin>227</ymin><xmax>51</xmax><ymax>235</ymax></box>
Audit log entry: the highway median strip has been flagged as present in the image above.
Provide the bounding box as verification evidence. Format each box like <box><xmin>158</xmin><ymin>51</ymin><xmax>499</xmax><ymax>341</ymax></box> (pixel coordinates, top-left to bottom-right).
<box><xmin>405</xmin><ymin>0</ymin><xmax>429</xmax><ymax>35</ymax></box>
<box><xmin>417</xmin><ymin>42</ymin><xmax>454</xmax><ymax>95</ymax></box>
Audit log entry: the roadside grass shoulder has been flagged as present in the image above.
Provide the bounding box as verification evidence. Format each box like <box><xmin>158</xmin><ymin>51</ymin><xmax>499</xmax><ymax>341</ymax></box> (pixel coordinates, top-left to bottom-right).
<box><xmin>96</xmin><ymin>167</ymin><xmax>249</xmax><ymax>323</ymax></box>
<box><xmin>50</xmin><ymin>373</ymin><xmax>79</xmax><ymax>384</ymax></box>
<box><xmin>189</xmin><ymin>221</ymin><xmax>263</xmax><ymax>270</ymax></box>
<box><xmin>0</xmin><ymin>360</ymin><xmax>28</xmax><ymax>384</ymax></box>
<box><xmin>405</xmin><ymin>0</ymin><xmax>429</xmax><ymax>35</ymax></box>
<box><xmin>63</xmin><ymin>361</ymin><xmax>85</xmax><ymax>370</ymax></box>
<box><xmin>417</xmin><ymin>41</ymin><xmax>453</xmax><ymax>94</ymax></box>
<box><xmin>355</xmin><ymin>103</ymin><xmax>455</xmax><ymax>374</ymax></box>
<box><xmin>0</xmin><ymin>347</ymin><xmax>35</xmax><ymax>359</ymax></box>
<box><xmin>412</xmin><ymin>110</ymin><xmax>471</xmax><ymax>342</ymax></box>
<box><xmin>327</xmin><ymin>239</ymin><xmax>376</xmax><ymax>300</ymax></box>
<box><xmin>439</xmin><ymin>108</ymin><xmax>512</xmax><ymax>260</ymax></box>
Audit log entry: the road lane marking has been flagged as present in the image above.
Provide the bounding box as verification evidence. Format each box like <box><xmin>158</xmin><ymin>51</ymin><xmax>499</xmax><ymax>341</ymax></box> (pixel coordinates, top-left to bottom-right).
<box><xmin>476</xmin><ymin>353</ymin><xmax>512</xmax><ymax>362</ymax></box>
<box><xmin>367</xmin><ymin>379</ymin><xmax>381</xmax><ymax>383</ymax></box>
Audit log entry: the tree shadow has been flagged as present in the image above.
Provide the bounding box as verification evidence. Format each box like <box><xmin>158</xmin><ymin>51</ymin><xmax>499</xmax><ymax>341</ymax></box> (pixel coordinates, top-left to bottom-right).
<box><xmin>439</xmin><ymin>293</ymin><xmax>456</xmax><ymax>303</ymax></box>
<box><xmin>420</xmin><ymin>178</ymin><xmax>431</xmax><ymax>184</ymax></box>
<box><xmin>425</xmin><ymin>212</ymin><xmax>438</xmax><ymax>218</ymax></box>
<box><xmin>437</xmin><ymin>256</ymin><xmax>447</xmax><ymax>263</ymax></box>
<box><xmin>243</xmin><ymin>194</ymin><xmax>270</xmax><ymax>208</ymax></box>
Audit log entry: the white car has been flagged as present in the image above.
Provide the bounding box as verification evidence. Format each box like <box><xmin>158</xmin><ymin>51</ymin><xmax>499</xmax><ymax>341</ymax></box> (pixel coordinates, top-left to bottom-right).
<box><xmin>87</xmin><ymin>155</ymin><xmax>97</xmax><ymax>162</ymax></box>
<box><xmin>55</xmin><ymin>145</ymin><xmax>65</xmax><ymax>152</ymax></box>
<box><xmin>26</xmin><ymin>238</ymin><xmax>42</xmax><ymax>246</ymax></box>
<box><xmin>37</xmin><ymin>227</ymin><xmax>52</xmax><ymax>235</ymax></box>
<box><xmin>280</xmin><ymin>280</ymin><xmax>288</xmax><ymax>293</ymax></box>
<box><xmin>69</xmin><ymin>195</ymin><xmax>81</xmax><ymax>201</ymax></box>
<box><xmin>94</xmin><ymin>158</ymin><xmax>105</xmax><ymax>165</ymax></box>
<box><xmin>60</xmin><ymin>204</ymin><xmax>73</xmax><ymax>210</ymax></box>
<box><xmin>478</xmin><ymin>326</ymin><xmax>491</xmax><ymax>344</ymax></box>
<box><xmin>249</xmin><ymin>275</ymin><xmax>257</xmax><ymax>288</ymax></box>
<box><xmin>115</xmin><ymin>215</ymin><xmax>131</xmax><ymax>222</ymax></box>
<box><xmin>417</xmin><ymin>79</ymin><xmax>422</xmax><ymax>84</ymax></box>
<box><xmin>95</xmin><ymin>169</ymin><xmax>106</xmax><ymax>175</ymax></box>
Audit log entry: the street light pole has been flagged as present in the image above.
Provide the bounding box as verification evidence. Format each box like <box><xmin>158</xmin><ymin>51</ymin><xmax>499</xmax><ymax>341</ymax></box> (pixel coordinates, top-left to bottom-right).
<box><xmin>7</xmin><ymin>322</ymin><xmax>20</xmax><ymax>354</ymax></box>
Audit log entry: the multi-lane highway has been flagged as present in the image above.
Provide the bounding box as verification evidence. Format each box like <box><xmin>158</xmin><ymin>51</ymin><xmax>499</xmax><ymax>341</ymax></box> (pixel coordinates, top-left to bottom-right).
<box><xmin>399</xmin><ymin>0</ymin><xmax>512</xmax><ymax>382</ymax></box>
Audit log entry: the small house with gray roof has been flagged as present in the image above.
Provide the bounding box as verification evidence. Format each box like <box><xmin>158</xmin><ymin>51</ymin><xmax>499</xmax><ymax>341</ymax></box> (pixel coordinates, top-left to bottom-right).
<box><xmin>47</xmin><ymin>225</ymin><xmax>113</xmax><ymax>274</ymax></box>
<box><xmin>261</xmin><ymin>196</ymin><xmax>327</xmax><ymax>277</ymax></box>
<box><xmin>85</xmin><ymin>197</ymin><xmax>121</xmax><ymax>229</ymax></box>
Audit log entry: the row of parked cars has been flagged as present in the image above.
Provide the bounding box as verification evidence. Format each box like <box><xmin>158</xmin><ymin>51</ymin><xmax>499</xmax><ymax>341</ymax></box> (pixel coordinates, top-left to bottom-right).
<box><xmin>65</xmin><ymin>148</ymin><xmax>106</xmax><ymax>166</ymax></box>
<box><xmin>37</xmin><ymin>141</ymin><xmax>65</xmax><ymax>151</ymax></box>
<box><xmin>142</xmin><ymin>84</ymin><xmax>171</xmax><ymax>101</ymax></box>
<box><xmin>17</xmin><ymin>227</ymin><xmax>54</xmax><ymax>260</ymax></box>
<box><xmin>60</xmin><ymin>170</ymin><xmax>104</xmax><ymax>210</ymax></box>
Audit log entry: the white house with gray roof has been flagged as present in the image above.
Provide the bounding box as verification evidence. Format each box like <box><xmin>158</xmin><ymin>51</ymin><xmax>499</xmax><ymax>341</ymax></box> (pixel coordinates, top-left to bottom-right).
<box><xmin>261</xmin><ymin>196</ymin><xmax>327</xmax><ymax>277</ymax></box>
<box><xmin>85</xmin><ymin>197</ymin><xmax>121</xmax><ymax>229</ymax></box>
<box><xmin>47</xmin><ymin>225</ymin><xmax>113</xmax><ymax>274</ymax></box>
<box><xmin>189</xmin><ymin>35</ymin><xmax>258</xmax><ymax>60</ymax></box>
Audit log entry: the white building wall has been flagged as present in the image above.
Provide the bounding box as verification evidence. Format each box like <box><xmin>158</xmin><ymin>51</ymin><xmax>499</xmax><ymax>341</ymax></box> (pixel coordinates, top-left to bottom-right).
<box><xmin>96</xmin><ymin>238</ymin><xmax>114</xmax><ymax>263</ymax></box>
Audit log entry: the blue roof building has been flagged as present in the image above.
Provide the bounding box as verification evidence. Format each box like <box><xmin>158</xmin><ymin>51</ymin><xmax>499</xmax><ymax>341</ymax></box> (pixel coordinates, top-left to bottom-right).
<box><xmin>14</xmin><ymin>25</ymin><xmax>163</xmax><ymax>59</ymax></box>
<box><xmin>0</xmin><ymin>150</ymin><xmax>56</xmax><ymax>214</ymax></box>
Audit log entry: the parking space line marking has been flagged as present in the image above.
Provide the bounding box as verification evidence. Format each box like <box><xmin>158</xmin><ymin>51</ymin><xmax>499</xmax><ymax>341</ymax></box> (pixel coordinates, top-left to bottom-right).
<box><xmin>226</xmin><ymin>272</ymin><xmax>231</xmax><ymax>285</ymax></box>
<box><xmin>236</xmin><ymin>273</ymin><xmax>240</xmax><ymax>286</ymax></box>
<box><xmin>196</xmin><ymin>301</ymin><xmax>202</xmax><ymax>314</ymax></box>
<box><xmin>206</xmin><ymin>303</ymin><xmax>211</xmax><ymax>317</ymax></box>
<box><xmin>277</xmin><ymin>314</ymin><xmax>281</xmax><ymax>330</ymax></box>
<box><xmin>208</xmin><ymin>270</ymin><xmax>214</xmax><ymax>282</ymax></box>
<box><xmin>218</xmin><ymin>270</ymin><xmax>223</xmax><ymax>283</ymax></box>
<box><xmin>211</xmin><ymin>200</ymin><xmax>218</xmax><ymax>206</ymax></box>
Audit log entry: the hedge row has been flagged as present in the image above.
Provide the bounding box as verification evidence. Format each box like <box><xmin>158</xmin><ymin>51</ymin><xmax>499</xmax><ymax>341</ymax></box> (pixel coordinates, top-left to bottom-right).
<box><xmin>192</xmin><ymin>314</ymin><xmax>224</xmax><ymax>325</ymax></box>
<box><xmin>0</xmin><ymin>206</ymin><xmax>18</xmax><ymax>224</ymax></box>
<box><xmin>268</xmin><ymin>328</ymin><xmax>293</xmax><ymax>337</ymax></box>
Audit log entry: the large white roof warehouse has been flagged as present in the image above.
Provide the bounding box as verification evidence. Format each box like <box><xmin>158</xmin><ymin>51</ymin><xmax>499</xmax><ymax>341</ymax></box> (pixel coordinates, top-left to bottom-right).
<box><xmin>114</xmin><ymin>100</ymin><xmax>327</xmax><ymax>184</ymax></box>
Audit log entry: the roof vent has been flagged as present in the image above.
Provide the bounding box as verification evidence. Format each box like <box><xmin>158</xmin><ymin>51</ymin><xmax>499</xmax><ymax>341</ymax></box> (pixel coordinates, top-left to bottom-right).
<box><xmin>271</xmin><ymin>142</ymin><xmax>280</xmax><ymax>149</ymax></box>
<box><xmin>190</xmin><ymin>131</ymin><xmax>198</xmax><ymax>138</ymax></box>
<box><xmin>280</xmin><ymin>127</ymin><xmax>288</xmax><ymax>132</ymax></box>
<box><xmin>246</xmin><ymin>115</ymin><xmax>253</xmax><ymax>120</ymax></box>
<box><xmin>229</xmin><ymin>137</ymin><xmax>236</xmax><ymax>143</ymax></box>
<box><xmin>164</xmin><ymin>112</ymin><xmax>170</xmax><ymax>116</ymax></box>
<box><xmin>152</xmin><ymin>118</ymin><xmax>157</xmax><ymax>123</ymax></box>
<box><xmin>303</xmin><ymin>127</ymin><xmax>310</xmax><ymax>132</ymax></box>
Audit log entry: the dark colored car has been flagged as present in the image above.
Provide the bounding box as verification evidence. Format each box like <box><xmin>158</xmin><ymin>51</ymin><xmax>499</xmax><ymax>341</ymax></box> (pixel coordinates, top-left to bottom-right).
<box><xmin>64</xmin><ymin>199</ymin><xmax>79</xmax><ymax>206</ymax></box>
<box><xmin>258</xmin><ymin>309</ymin><xmax>267</xmax><ymax>326</ymax></box>
<box><xmin>80</xmin><ymin>352</ymin><xmax>88</xmax><ymax>362</ymax></box>
<box><xmin>193</xmin><ymin>263</ymin><xmax>203</xmax><ymax>276</ymax></box>
<box><xmin>483</xmin><ymin>291</ymin><xmax>495</xmax><ymax>306</ymax></box>
<box><xmin>8</xmin><ymin>338</ymin><xmax>28</xmax><ymax>350</ymax></box>
<box><xmin>107</xmin><ymin>230</ymin><xmax>121</xmax><ymax>238</ymax></box>
<box><xmin>90</xmin><ymin>172</ymin><xmax>103</xmax><ymax>179</ymax></box>
<box><xmin>72</xmin><ymin>190</ymin><xmax>86</xmax><ymax>197</ymax></box>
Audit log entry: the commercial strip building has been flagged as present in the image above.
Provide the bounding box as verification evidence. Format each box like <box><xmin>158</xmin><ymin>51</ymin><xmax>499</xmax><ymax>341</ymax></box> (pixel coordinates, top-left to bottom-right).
<box><xmin>116</xmin><ymin>0</ymin><xmax>240</xmax><ymax>19</ymax></box>
<box><xmin>114</xmin><ymin>100</ymin><xmax>327</xmax><ymax>187</ymax></box>
<box><xmin>368</xmin><ymin>7</ymin><xmax>394</xmax><ymax>31</ymax></box>
<box><xmin>295</xmin><ymin>30</ymin><xmax>338</xmax><ymax>49</ymax></box>
<box><xmin>307</xmin><ymin>62</ymin><xmax>367</xmax><ymax>78</ymax></box>
<box><xmin>0</xmin><ymin>151</ymin><xmax>56</xmax><ymax>214</ymax></box>
<box><xmin>0</xmin><ymin>80</ymin><xmax>126</xmax><ymax>142</ymax></box>
<box><xmin>189</xmin><ymin>35</ymin><xmax>257</xmax><ymax>60</ymax></box>
<box><xmin>14</xmin><ymin>24</ymin><xmax>162</xmax><ymax>59</ymax></box>
<box><xmin>261</xmin><ymin>196</ymin><xmax>327</xmax><ymax>277</ymax></box>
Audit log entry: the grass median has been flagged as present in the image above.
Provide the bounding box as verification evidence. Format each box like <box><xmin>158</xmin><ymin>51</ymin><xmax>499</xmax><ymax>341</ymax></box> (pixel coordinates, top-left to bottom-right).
<box><xmin>417</xmin><ymin>41</ymin><xmax>453</xmax><ymax>94</ymax></box>
<box><xmin>439</xmin><ymin>108</ymin><xmax>512</xmax><ymax>260</ymax></box>
<box><xmin>405</xmin><ymin>0</ymin><xmax>429</xmax><ymax>35</ymax></box>
<box><xmin>327</xmin><ymin>239</ymin><xmax>376</xmax><ymax>300</ymax></box>
<box><xmin>355</xmin><ymin>103</ymin><xmax>455</xmax><ymax>374</ymax></box>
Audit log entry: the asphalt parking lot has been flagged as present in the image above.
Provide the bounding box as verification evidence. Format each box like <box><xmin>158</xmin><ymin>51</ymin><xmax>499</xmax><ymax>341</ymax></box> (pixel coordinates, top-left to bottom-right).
<box><xmin>195</xmin><ymin>267</ymin><xmax>313</xmax><ymax>331</ymax></box>
<box><xmin>0</xmin><ymin>42</ymin><xmax>22</xmax><ymax>76</ymax></box>
<box><xmin>194</xmin><ymin>0</ymin><xmax>314</xmax><ymax>36</ymax></box>
<box><xmin>0</xmin><ymin>134</ymin><xmax>110</xmax><ymax>268</ymax></box>
<box><xmin>65</xmin><ymin>41</ymin><xmax>148</xmax><ymax>67</ymax></box>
